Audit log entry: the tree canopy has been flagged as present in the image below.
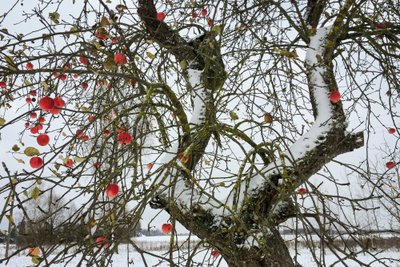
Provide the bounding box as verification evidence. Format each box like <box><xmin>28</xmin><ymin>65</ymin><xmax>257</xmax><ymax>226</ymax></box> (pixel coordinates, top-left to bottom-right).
<box><xmin>0</xmin><ymin>0</ymin><xmax>399</xmax><ymax>266</ymax></box>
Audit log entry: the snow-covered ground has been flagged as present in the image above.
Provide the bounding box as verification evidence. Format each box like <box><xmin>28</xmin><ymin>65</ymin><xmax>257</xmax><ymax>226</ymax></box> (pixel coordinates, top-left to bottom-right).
<box><xmin>1</xmin><ymin>236</ymin><xmax>399</xmax><ymax>267</ymax></box>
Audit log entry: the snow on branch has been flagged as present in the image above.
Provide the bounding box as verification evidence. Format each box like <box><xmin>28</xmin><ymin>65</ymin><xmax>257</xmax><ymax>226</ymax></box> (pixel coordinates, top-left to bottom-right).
<box><xmin>187</xmin><ymin>69</ymin><xmax>207</xmax><ymax>127</ymax></box>
<box><xmin>149</xmin><ymin>68</ymin><xmax>228</xmax><ymax>219</ymax></box>
<box><xmin>224</xmin><ymin>26</ymin><xmax>356</xmax><ymax>215</ymax></box>
<box><xmin>137</xmin><ymin>0</ymin><xmax>231</xmax><ymax>232</ymax></box>
<box><xmin>292</xmin><ymin>26</ymin><xmax>335</xmax><ymax>159</ymax></box>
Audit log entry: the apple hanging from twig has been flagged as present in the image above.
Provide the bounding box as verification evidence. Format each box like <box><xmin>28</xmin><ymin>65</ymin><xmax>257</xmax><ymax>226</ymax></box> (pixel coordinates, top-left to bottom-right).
<box><xmin>30</xmin><ymin>157</ymin><xmax>43</xmax><ymax>169</ymax></box>
<box><xmin>162</xmin><ymin>223</ymin><xmax>173</xmax><ymax>234</ymax></box>
<box><xmin>211</xmin><ymin>249</ymin><xmax>220</xmax><ymax>258</ymax></box>
<box><xmin>386</xmin><ymin>161</ymin><xmax>395</xmax><ymax>169</ymax></box>
<box><xmin>157</xmin><ymin>12</ymin><xmax>166</xmax><ymax>21</ymax></box>
<box><xmin>96</xmin><ymin>236</ymin><xmax>109</xmax><ymax>248</ymax></box>
<box><xmin>105</xmin><ymin>183</ymin><xmax>119</xmax><ymax>198</ymax></box>
<box><xmin>114</xmin><ymin>53</ymin><xmax>127</xmax><ymax>64</ymax></box>
<box><xmin>37</xmin><ymin>134</ymin><xmax>50</xmax><ymax>146</ymax></box>
<box><xmin>26</xmin><ymin>62</ymin><xmax>34</xmax><ymax>70</ymax></box>
<box><xmin>39</xmin><ymin>96</ymin><xmax>55</xmax><ymax>111</ymax></box>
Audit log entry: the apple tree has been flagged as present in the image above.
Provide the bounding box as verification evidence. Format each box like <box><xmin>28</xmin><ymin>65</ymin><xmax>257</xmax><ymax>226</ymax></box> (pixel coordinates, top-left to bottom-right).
<box><xmin>0</xmin><ymin>0</ymin><xmax>399</xmax><ymax>266</ymax></box>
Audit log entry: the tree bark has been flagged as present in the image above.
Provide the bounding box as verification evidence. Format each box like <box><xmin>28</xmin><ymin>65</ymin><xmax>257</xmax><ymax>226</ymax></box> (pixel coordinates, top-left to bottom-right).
<box><xmin>161</xmin><ymin>195</ymin><xmax>296</xmax><ymax>267</ymax></box>
<box><xmin>222</xmin><ymin>229</ymin><xmax>295</xmax><ymax>267</ymax></box>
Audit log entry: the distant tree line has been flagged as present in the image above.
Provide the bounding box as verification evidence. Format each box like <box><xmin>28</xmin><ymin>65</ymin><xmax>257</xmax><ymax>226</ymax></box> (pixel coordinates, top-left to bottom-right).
<box><xmin>11</xmin><ymin>218</ymin><xmax>141</xmax><ymax>247</ymax></box>
<box><xmin>0</xmin><ymin>189</ymin><xmax>141</xmax><ymax>247</ymax></box>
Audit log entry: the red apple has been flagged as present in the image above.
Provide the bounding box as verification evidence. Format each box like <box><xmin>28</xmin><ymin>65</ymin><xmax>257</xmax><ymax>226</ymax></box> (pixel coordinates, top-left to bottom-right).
<box><xmin>146</xmin><ymin>163</ymin><xmax>153</xmax><ymax>170</ymax></box>
<box><xmin>161</xmin><ymin>223</ymin><xmax>173</xmax><ymax>234</ymax></box>
<box><xmin>30</xmin><ymin>157</ymin><xmax>43</xmax><ymax>169</ymax></box>
<box><xmin>96</xmin><ymin>33</ymin><xmax>108</xmax><ymax>40</ymax></box>
<box><xmin>64</xmin><ymin>159</ymin><xmax>74</xmax><ymax>168</ymax></box>
<box><xmin>211</xmin><ymin>249</ymin><xmax>220</xmax><ymax>258</ymax></box>
<box><xmin>73</xmin><ymin>74</ymin><xmax>79</xmax><ymax>79</ymax></box>
<box><xmin>37</xmin><ymin>134</ymin><xmax>50</xmax><ymax>146</ymax></box>
<box><xmin>192</xmin><ymin>12</ymin><xmax>198</xmax><ymax>18</ymax></box>
<box><xmin>103</xmin><ymin>129</ymin><xmax>110</xmax><ymax>135</ymax></box>
<box><xmin>53</xmin><ymin>73</ymin><xmax>59</xmax><ymax>78</ymax></box>
<box><xmin>83</xmin><ymin>135</ymin><xmax>89</xmax><ymax>141</ymax></box>
<box><xmin>76</xmin><ymin>130</ymin><xmax>84</xmax><ymax>139</ymax></box>
<box><xmin>30</xmin><ymin>126</ymin><xmax>40</xmax><ymax>134</ymax></box>
<box><xmin>130</xmin><ymin>79</ymin><xmax>137</xmax><ymax>87</ymax></box>
<box><xmin>0</xmin><ymin>81</ymin><xmax>6</xmax><ymax>88</ymax></box>
<box><xmin>157</xmin><ymin>12</ymin><xmax>166</xmax><ymax>21</ymax></box>
<box><xmin>36</xmin><ymin>124</ymin><xmax>43</xmax><ymax>130</ymax></box>
<box><xmin>30</xmin><ymin>112</ymin><xmax>38</xmax><ymax>119</ymax></box>
<box><xmin>96</xmin><ymin>236</ymin><xmax>109</xmax><ymax>248</ymax></box>
<box><xmin>49</xmin><ymin>108</ymin><xmax>61</xmax><ymax>115</ymax></box>
<box><xmin>29</xmin><ymin>90</ymin><xmax>37</xmax><ymax>96</ymax></box>
<box><xmin>59</xmin><ymin>74</ymin><xmax>67</xmax><ymax>81</ymax></box>
<box><xmin>388</xmin><ymin>128</ymin><xmax>396</xmax><ymax>134</ymax></box>
<box><xmin>53</xmin><ymin>97</ymin><xmax>65</xmax><ymax>108</ymax></box>
<box><xmin>201</xmin><ymin>9</ymin><xmax>207</xmax><ymax>16</ymax></box>
<box><xmin>38</xmin><ymin>117</ymin><xmax>45</xmax><ymax>123</ymax></box>
<box><xmin>81</xmin><ymin>82</ymin><xmax>89</xmax><ymax>89</ymax></box>
<box><xmin>79</xmin><ymin>56</ymin><xmax>89</xmax><ymax>65</ymax></box>
<box><xmin>111</xmin><ymin>37</ymin><xmax>118</xmax><ymax>44</ymax></box>
<box><xmin>386</xmin><ymin>161</ymin><xmax>395</xmax><ymax>169</ymax></box>
<box><xmin>26</xmin><ymin>97</ymin><xmax>33</xmax><ymax>104</ymax></box>
<box><xmin>105</xmin><ymin>183</ymin><xmax>119</xmax><ymax>198</ymax></box>
<box><xmin>26</xmin><ymin>62</ymin><xmax>34</xmax><ymax>70</ymax></box>
<box><xmin>178</xmin><ymin>153</ymin><xmax>189</xmax><ymax>164</ymax></box>
<box><xmin>25</xmin><ymin>122</ymin><xmax>30</xmax><ymax>127</ymax></box>
<box><xmin>88</xmin><ymin>115</ymin><xmax>95</xmax><ymax>122</ymax></box>
<box><xmin>114</xmin><ymin>53</ymin><xmax>127</xmax><ymax>64</ymax></box>
<box><xmin>39</xmin><ymin>96</ymin><xmax>55</xmax><ymax>111</ymax></box>
<box><xmin>297</xmin><ymin>187</ymin><xmax>307</xmax><ymax>194</ymax></box>
<box><xmin>117</xmin><ymin>132</ymin><xmax>132</xmax><ymax>145</ymax></box>
<box><xmin>329</xmin><ymin>91</ymin><xmax>341</xmax><ymax>103</ymax></box>
<box><xmin>95</xmin><ymin>27</ymin><xmax>109</xmax><ymax>40</ymax></box>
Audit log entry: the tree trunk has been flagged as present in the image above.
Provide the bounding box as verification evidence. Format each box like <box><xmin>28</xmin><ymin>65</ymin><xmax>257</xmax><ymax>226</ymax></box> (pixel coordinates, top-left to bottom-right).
<box><xmin>222</xmin><ymin>229</ymin><xmax>295</xmax><ymax>267</ymax></box>
<box><xmin>137</xmin><ymin>3</ymin><xmax>356</xmax><ymax>267</ymax></box>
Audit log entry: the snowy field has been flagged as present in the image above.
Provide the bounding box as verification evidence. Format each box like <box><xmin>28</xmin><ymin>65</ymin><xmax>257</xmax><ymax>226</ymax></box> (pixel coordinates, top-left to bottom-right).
<box><xmin>1</xmin><ymin>235</ymin><xmax>399</xmax><ymax>267</ymax></box>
